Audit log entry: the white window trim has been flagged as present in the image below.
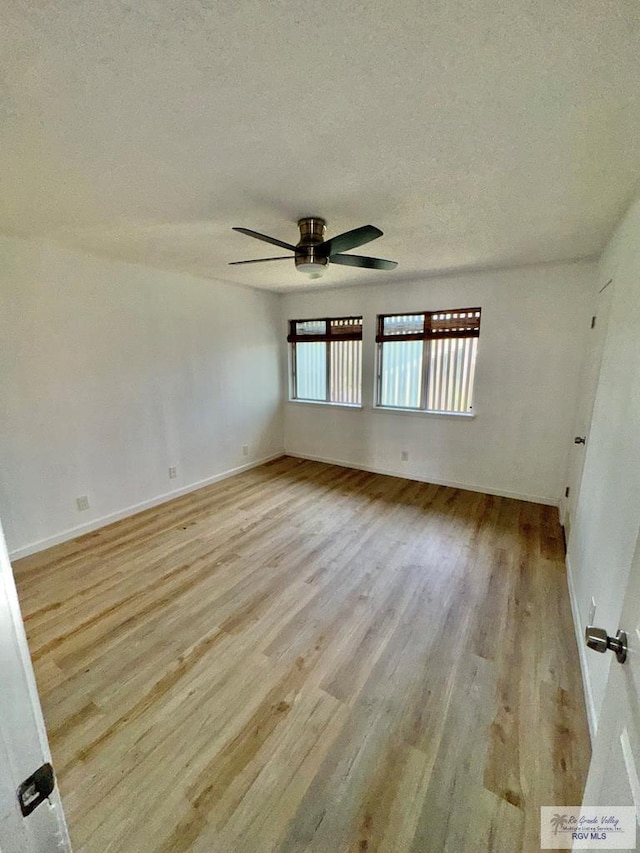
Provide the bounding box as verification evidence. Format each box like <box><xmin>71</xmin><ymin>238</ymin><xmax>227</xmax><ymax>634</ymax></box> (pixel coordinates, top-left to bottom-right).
<box><xmin>287</xmin><ymin>399</ymin><xmax>363</xmax><ymax>410</ymax></box>
<box><xmin>371</xmin><ymin>404</ymin><xmax>475</xmax><ymax>418</ymax></box>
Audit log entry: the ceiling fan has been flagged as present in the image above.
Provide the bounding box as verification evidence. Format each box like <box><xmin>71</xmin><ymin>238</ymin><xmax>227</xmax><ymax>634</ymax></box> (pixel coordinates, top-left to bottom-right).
<box><xmin>229</xmin><ymin>217</ymin><xmax>397</xmax><ymax>279</ymax></box>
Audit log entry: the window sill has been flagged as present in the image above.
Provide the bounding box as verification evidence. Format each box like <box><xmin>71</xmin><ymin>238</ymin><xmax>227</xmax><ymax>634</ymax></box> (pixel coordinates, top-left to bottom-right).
<box><xmin>371</xmin><ymin>406</ymin><xmax>476</xmax><ymax>419</ymax></box>
<box><xmin>288</xmin><ymin>399</ymin><xmax>362</xmax><ymax>410</ymax></box>
<box><xmin>287</xmin><ymin>400</ymin><xmax>475</xmax><ymax>418</ymax></box>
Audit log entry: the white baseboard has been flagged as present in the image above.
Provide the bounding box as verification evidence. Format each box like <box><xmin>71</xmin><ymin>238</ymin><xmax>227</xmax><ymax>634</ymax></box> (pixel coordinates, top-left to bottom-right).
<box><xmin>285</xmin><ymin>451</ymin><xmax>557</xmax><ymax>506</ymax></box>
<box><xmin>566</xmin><ymin>552</ymin><xmax>597</xmax><ymax>741</ymax></box>
<box><xmin>9</xmin><ymin>452</ymin><xmax>285</xmax><ymax>561</ymax></box>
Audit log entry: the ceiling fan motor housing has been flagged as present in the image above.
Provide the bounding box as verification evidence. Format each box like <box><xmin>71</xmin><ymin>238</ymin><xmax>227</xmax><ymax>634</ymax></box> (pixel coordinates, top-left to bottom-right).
<box><xmin>295</xmin><ymin>217</ymin><xmax>329</xmax><ymax>274</ymax></box>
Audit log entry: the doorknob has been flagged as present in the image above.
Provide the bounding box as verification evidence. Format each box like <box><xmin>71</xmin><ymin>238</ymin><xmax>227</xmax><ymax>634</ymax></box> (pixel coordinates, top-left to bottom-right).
<box><xmin>574</xmin><ymin>436</ymin><xmax>586</xmax><ymax>444</ymax></box>
<box><xmin>585</xmin><ymin>626</ymin><xmax>628</xmax><ymax>664</ymax></box>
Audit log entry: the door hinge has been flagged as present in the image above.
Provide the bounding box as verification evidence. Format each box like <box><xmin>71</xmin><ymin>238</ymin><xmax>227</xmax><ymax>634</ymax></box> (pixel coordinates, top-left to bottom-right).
<box><xmin>565</xmin><ymin>486</ymin><xmax>570</xmax><ymax>498</ymax></box>
<box><xmin>17</xmin><ymin>763</ymin><xmax>55</xmax><ymax>817</ymax></box>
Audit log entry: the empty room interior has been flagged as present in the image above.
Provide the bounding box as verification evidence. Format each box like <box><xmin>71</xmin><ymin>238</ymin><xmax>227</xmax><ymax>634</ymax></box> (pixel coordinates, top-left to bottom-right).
<box><xmin>2</xmin><ymin>2</ymin><xmax>640</xmax><ymax>852</ymax></box>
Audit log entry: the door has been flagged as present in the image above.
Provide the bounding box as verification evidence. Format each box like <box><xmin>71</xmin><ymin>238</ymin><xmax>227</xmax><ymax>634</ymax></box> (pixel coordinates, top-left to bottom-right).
<box><xmin>563</xmin><ymin>277</ymin><xmax>614</xmax><ymax>543</ymax></box>
<box><xmin>582</xmin><ymin>524</ymin><xmax>640</xmax><ymax>852</ymax></box>
<box><xmin>0</xmin><ymin>517</ymin><xmax>71</xmax><ymax>852</ymax></box>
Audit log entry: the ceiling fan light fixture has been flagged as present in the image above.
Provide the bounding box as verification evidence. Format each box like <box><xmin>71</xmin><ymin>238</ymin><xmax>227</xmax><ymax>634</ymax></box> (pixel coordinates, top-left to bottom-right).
<box><xmin>295</xmin><ymin>260</ymin><xmax>327</xmax><ymax>278</ymax></box>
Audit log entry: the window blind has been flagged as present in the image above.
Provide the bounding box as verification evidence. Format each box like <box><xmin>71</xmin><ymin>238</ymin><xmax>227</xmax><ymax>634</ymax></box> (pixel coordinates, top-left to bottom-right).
<box><xmin>288</xmin><ymin>316</ymin><xmax>363</xmax><ymax>343</ymax></box>
<box><xmin>376</xmin><ymin>308</ymin><xmax>481</xmax><ymax>342</ymax></box>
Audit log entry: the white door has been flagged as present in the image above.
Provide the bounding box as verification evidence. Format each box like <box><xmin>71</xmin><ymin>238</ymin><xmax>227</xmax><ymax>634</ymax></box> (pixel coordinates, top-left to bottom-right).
<box><xmin>563</xmin><ymin>277</ymin><xmax>614</xmax><ymax>542</ymax></box>
<box><xmin>0</xmin><ymin>518</ymin><xmax>71</xmax><ymax>852</ymax></box>
<box><xmin>581</xmin><ymin>523</ymin><xmax>640</xmax><ymax>852</ymax></box>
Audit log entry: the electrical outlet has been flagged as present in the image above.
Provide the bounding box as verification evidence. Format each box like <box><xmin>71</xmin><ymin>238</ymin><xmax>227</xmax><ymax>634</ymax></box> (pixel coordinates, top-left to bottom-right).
<box><xmin>76</xmin><ymin>496</ymin><xmax>89</xmax><ymax>512</ymax></box>
<box><xmin>242</xmin><ymin>445</ymin><xmax>249</xmax><ymax>456</ymax></box>
<box><xmin>588</xmin><ymin>597</ymin><xmax>596</xmax><ymax>625</ymax></box>
<box><xmin>401</xmin><ymin>450</ymin><xmax>409</xmax><ymax>462</ymax></box>
<box><xmin>168</xmin><ymin>466</ymin><xmax>177</xmax><ymax>479</ymax></box>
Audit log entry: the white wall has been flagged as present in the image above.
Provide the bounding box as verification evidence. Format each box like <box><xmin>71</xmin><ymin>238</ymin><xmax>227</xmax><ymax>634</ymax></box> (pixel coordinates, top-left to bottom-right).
<box><xmin>282</xmin><ymin>261</ymin><xmax>596</xmax><ymax>504</ymax></box>
<box><xmin>0</xmin><ymin>239</ymin><xmax>600</xmax><ymax>561</ymax></box>
<box><xmin>567</xmin><ymin>196</ymin><xmax>640</xmax><ymax>735</ymax></box>
<box><xmin>0</xmin><ymin>237</ymin><xmax>283</xmax><ymax>557</ymax></box>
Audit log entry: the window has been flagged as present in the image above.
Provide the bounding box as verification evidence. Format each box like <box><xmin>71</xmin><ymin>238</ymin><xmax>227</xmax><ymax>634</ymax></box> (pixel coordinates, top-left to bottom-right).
<box><xmin>288</xmin><ymin>316</ymin><xmax>362</xmax><ymax>405</ymax></box>
<box><xmin>376</xmin><ymin>307</ymin><xmax>481</xmax><ymax>413</ymax></box>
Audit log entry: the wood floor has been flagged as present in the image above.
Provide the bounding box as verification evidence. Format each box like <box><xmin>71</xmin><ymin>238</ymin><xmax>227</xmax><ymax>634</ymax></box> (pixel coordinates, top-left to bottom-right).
<box><xmin>13</xmin><ymin>457</ymin><xmax>590</xmax><ymax>852</ymax></box>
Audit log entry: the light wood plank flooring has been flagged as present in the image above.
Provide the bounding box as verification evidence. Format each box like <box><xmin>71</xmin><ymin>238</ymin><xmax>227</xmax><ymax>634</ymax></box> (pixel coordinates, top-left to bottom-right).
<box><xmin>13</xmin><ymin>457</ymin><xmax>590</xmax><ymax>852</ymax></box>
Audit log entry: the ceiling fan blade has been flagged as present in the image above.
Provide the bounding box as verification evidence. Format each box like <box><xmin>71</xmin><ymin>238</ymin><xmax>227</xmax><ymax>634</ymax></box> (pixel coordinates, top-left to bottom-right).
<box><xmin>232</xmin><ymin>227</ymin><xmax>297</xmax><ymax>252</ymax></box>
<box><xmin>316</xmin><ymin>225</ymin><xmax>383</xmax><ymax>256</ymax></box>
<box><xmin>228</xmin><ymin>256</ymin><xmax>292</xmax><ymax>265</ymax></box>
<box><xmin>330</xmin><ymin>254</ymin><xmax>398</xmax><ymax>270</ymax></box>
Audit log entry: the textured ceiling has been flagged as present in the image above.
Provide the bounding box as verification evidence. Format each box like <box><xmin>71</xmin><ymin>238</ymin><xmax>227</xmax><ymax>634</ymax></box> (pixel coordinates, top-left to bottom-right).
<box><xmin>2</xmin><ymin>0</ymin><xmax>640</xmax><ymax>292</ymax></box>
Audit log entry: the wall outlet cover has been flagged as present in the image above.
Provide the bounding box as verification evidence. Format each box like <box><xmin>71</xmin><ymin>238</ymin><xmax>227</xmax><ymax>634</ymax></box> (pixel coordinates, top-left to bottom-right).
<box><xmin>76</xmin><ymin>496</ymin><xmax>89</xmax><ymax>512</ymax></box>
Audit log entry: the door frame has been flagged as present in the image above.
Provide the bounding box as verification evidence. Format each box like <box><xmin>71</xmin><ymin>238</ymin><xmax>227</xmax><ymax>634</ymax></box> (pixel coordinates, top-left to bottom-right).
<box><xmin>0</xmin><ymin>517</ymin><xmax>71</xmax><ymax>851</ymax></box>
